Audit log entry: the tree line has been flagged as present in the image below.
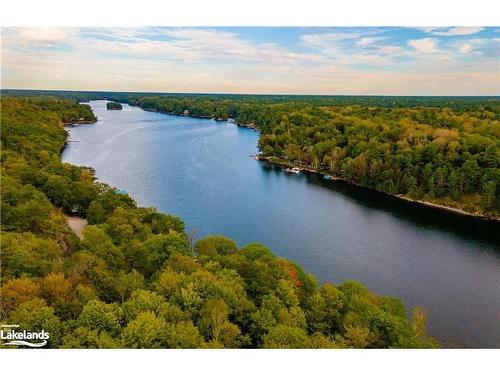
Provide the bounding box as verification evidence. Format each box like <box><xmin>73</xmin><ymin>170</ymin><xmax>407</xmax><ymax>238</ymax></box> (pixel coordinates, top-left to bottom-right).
<box><xmin>0</xmin><ymin>96</ymin><xmax>436</xmax><ymax>348</ymax></box>
<box><xmin>129</xmin><ymin>96</ymin><xmax>499</xmax><ymax>217</ymax></box>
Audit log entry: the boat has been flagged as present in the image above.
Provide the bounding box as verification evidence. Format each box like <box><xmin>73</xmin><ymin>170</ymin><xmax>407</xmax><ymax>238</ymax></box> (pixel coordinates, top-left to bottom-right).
<box><xmin>284</xmin><ymin>166</ymin><xmax>302</xmax><ymax>174</ymax></box>
<box><xmin>323</xmin><ymin>175</ymin><xmax>333</xmax><ymax>180</ymax></box>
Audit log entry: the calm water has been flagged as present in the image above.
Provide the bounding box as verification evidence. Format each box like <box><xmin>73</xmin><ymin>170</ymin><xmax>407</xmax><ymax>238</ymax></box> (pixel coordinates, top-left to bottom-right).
<box><xmin>62</xmin><ymin>101</ymin><xmax>500</xmax><ymax>348</ymax></box>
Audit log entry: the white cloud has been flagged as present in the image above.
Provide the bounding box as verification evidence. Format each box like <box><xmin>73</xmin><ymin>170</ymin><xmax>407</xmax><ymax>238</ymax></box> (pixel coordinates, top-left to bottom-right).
<box><xmin>355</xmin><ymin>37</ymin><xmax>387</xmax><ymax>47</ymax></box>
<box><xmin>3</xmin><ymin>27</ymin><xmax>329</xmax><ymax>67</ymax></box>
<box><xmin>1</xmin><ymin>27</ymin><xmax>499</xmax><ymax>95</ymax></box>
<box><xmin>160</xmin><ymin>29</ymin><xmax>328</xmax><ymax>65</ymax></box>
<box><xmin>456</xmin><ymin>38</ymin><xmax>500</xmax><ymax>57</ymax></box>
<box><xmin>301</xmin><ymin>32</ymin><xmax>362</xmax><ymax>47</ymax></box>
<box><xmin>300</xmin><ymin>31</ymin><xmax>402</xmax><ymax>66</ymax></box>
<box><xmin>408</xmin><ymin>38</ymin><xmax>439</xmax><ymax>53</ymax></box>
<box><xmin>415</xmin><ymin>27</ymin><xmax>485</xmax><ymax>36</ymax></box>
<box><xmin>459</xmin><ymin>43</ymin><xmax>474</xmax><ymax>54</ymax></box>
<box><xmin>12</xmin><ymin>27</ymin><xmax>78</xmax><ymax>47</ymax></box>
<box><xmin>429</xmin><ymin>27</ymin><xmax>485</xmax><ymax>36</ymax></box>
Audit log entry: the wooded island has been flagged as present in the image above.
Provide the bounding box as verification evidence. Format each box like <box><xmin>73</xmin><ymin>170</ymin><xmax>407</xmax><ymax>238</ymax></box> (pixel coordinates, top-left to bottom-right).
<box><xmin>107</xmin><ymin>101</ymin><xmax>123</xmax><ymax>110</ymax></box>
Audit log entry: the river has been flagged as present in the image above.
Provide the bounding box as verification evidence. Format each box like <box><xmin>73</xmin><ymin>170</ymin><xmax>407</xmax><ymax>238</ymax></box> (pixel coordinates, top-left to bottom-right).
<box><xmin>62</xmin><ymin>100</ymin><xmax>500</xmax><ymax>348</ymax></box>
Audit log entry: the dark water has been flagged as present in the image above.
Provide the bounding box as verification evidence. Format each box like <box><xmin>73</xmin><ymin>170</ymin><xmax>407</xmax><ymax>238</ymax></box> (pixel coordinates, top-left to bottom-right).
<box><xmin>62</xmin><ymin>100</ymin><xmax>500</xmax><ymax>348</ymax></box>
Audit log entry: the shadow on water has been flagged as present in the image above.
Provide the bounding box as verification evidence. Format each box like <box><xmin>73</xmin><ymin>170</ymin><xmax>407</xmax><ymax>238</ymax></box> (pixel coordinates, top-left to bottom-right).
<box><xmin>260</xmin><ymin>162</ymin><xmax>500</xmax><ymax>248</ymax></box>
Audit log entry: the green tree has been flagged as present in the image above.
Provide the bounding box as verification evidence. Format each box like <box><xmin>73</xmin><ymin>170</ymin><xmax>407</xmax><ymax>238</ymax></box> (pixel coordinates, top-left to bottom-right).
<box><xmin>115</xmin><ymin>270</ymin><xmax>145</xmax><ymax>302</ymax></box>
<box><xmin>163</xmin><ymin>321</ymin><xmax>205</xmax><ymax>348</ymax></box>
<box><xmin>62</xmin><ymin>327</ymin><xmax>121</xmax><ymax>348</ymax></box>
<box><xmin>481</xmin><ymin>180</ymin><xmax>496</xmax><ymax>210</ymax></box>
<box><xmin>78</xmin><ymin>300</ymin><xmax>122</xmax><ymax>337</ymax></box>
<box><xmin>121</xmin><ymin>312</ymin><xmax>167</xmax><ymax>348</ymax></box>
<box><xmin>194</xmin><ymin>236</ymin><xmax>238</xmax><ymax>257</ymax></box>
<box><xmin>8</xmin><ymin>298</ymin><xmax>63</xmax><ymax>348</ymax></box>
<box><xmin>262</xmin><ymin>325</ymin><xmax>311</xmax><ymax>348</ymax></box>
<box><xmin>80</xmin><ymin>226</ymin><xmax>125</xmax><ymax>270</ymax></box>
<box><xmin>1</xmin><ymin>232</ymin><xmax>60</xmax><ymax>278</ymax></box>
<box><xmin>199</xmin><ymin>299</ymin><xmax>230</xmax><ymax>343</ymax></box>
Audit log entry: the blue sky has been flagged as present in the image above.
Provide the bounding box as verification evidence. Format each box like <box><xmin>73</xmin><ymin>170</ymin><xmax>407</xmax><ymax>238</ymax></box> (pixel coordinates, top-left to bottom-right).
<box><xmin>1</xmin><ymin>27</ymin><xmax>499</xmax><ymax>95</ymax></box>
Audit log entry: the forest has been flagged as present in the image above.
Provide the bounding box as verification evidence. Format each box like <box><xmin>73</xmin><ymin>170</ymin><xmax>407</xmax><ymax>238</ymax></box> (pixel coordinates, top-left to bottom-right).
<box><xmin>0</xmin><ymin>96</ymin><xmax>437</xmax><ymax>348</ymax></box>
<box><xmin>128</xmin><ymin>95</ymin><xmax>500</xmax><ymax>217</ymax></box>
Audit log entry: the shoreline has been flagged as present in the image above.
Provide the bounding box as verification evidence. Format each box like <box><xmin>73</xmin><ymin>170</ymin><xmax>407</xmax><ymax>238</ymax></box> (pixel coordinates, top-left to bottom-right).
<box><xmin>131</xmin><ymin>102</ymin><xmax>499</xmax><ymax>221</ymax></box>
<box><xmin>64</xmin><ymin>119</ymin><xmax>96</xmax><ymax>127</ymax></box>
<box><xmin>395</xmin><ymin>195</ymin><xmax>494</xmax><ymax>219</ymax></box>
<box><xmin>60</xmin><ymin>119</ymin><xmax>97</xmax><ymax>152</ymax></box>
<box><xmin>254</xmin><ymin>155</ymin><xmax>499</xmax><ymax>221</ymax></box>
<box><xmin>135</xmin><ymin>105</ymin><xmax>261</xmax><ymax>130</ymax></box>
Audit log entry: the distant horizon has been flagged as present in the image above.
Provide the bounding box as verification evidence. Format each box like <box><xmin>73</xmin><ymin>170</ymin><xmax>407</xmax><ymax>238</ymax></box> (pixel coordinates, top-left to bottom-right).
<box><xmin>2</xmin><ymin>87</ymin><xmax>499</xmax><ymax>98</ymax></box>
<box><xmin>2</xmin><ymin>27</ymin><xmax>499</xmax><ymax>96</ymax></box>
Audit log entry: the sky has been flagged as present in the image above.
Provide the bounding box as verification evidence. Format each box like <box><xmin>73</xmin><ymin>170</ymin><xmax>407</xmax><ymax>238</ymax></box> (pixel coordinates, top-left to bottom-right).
<box><xmin>1</xmin><ymin>27</ymin><xmax>499</xmax><ymax>95</ymax></box>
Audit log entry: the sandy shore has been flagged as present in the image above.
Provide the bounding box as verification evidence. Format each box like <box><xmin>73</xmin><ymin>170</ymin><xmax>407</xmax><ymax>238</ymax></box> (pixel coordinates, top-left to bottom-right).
<box><xmin>395</xmin><ymin>195</ymin><xmax>497</xmax><ymax>219</ymax></box>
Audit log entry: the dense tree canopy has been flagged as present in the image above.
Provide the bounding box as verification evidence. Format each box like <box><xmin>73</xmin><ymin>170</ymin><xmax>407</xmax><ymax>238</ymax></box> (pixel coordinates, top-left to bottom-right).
<box><xmin>0</xmin><ymin>96</ymin><xmax>437</xmax><ymax>348</ymax></box>
<box><xmin>129</xmin><ymin>95</ymin><xmax>499</xmax><ymax>217</ymax></box>
<box><xmin>106</xmin><ymin>102</ymin><xmax>123</xmax><ymax>110</ymax></box>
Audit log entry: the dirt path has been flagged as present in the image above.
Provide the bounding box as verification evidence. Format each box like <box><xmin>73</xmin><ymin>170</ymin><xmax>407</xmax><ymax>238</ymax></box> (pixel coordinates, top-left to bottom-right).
<box><xmin>65</xmin><ymin>215</ymin><xmax>88</xmax><ymax>239</ymax></box>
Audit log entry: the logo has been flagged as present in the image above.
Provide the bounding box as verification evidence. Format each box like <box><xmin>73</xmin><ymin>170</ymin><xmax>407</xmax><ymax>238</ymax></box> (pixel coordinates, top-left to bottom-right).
<box><xmin>1</xmin><ymin>324</ymin><xmax>49</xmax><ymax>348</ymax></box>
